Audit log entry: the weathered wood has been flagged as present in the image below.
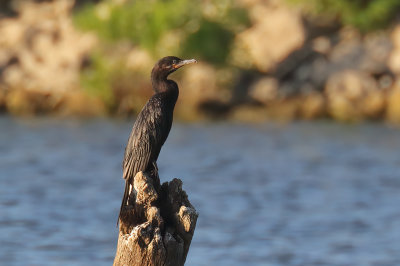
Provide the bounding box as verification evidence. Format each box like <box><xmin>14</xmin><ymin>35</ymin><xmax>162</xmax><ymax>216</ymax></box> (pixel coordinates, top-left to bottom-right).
<box><xmin>114</xmin><ymin>171</ymin><xmax>198</xmax><ymax>266</ymax></box>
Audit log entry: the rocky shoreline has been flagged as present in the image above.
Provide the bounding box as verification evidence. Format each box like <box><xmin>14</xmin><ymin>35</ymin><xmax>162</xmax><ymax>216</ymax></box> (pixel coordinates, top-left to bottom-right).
<box><xmin>1</xmin><ymin>0</ymin><xmax>400</xmax><ymax>123</ymax></box>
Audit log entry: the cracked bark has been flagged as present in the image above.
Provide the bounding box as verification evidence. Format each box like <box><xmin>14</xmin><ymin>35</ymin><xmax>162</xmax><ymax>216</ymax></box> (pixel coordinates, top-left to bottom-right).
<box><xmin>114</xmin><ymin>171</ymin><xmax>198</xmax><ymax>266</ymax></box>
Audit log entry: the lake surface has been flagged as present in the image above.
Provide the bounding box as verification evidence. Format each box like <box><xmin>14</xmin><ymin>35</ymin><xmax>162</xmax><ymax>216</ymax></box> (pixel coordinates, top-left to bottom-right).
<box><xmin>1</xmin><ymin>116</ymin><xmax>400</xmax><ymax>266</ymax></box>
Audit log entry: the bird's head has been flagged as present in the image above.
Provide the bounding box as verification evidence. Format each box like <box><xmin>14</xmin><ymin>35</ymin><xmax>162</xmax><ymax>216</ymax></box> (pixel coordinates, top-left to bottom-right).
<box><xmin>151</xmin><ymin>56</ymin><xmax>197</xmax><ymax>81</ymax></box>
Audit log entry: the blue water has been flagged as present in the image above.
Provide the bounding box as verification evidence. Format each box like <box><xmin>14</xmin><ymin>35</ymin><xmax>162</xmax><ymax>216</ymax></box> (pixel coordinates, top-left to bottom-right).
<box><xmin>1</xmin><ymin>116</ymin><xmax>400</xmax><ymax>265</ymax></box>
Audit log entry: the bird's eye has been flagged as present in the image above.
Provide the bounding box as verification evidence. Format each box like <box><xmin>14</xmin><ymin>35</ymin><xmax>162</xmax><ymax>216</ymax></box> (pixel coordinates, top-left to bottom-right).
<box><xmin>172</xmin><ymin>60</ymin><xmax>177</xmax><ymax>64</ymax></box>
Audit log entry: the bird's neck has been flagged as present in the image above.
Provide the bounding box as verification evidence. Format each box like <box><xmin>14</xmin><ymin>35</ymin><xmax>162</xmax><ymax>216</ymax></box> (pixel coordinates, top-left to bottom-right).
<box><xmin>153</xmin><ymin>79</ymin><xmax>179</xmax><ymax>110</ymax></box>
<box><xmin>152</xmin><ymin>78</ymin><xmax>177</xmax><ymax>93</ymax></box>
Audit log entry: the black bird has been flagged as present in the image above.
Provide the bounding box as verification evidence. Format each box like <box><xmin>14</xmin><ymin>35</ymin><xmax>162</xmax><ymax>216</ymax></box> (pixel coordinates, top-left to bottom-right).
<box><xmin>119</xmin><ymin>56</ymin><xmax>196</xmax><ymax>221</ymax></box>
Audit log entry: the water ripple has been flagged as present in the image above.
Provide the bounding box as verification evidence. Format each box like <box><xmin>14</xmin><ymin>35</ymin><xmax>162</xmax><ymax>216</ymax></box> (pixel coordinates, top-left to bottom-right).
<box><xmin>1</xmin><ymin>117</ymin><xmax>400</xmax><ymax>265</ymax></box>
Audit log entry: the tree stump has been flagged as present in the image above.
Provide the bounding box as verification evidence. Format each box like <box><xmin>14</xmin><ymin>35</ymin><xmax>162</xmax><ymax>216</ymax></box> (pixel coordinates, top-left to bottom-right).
<box><xmin>114</xmin><ymin>171</ymin><xmax>198</xmax><ymax>266</ymax></box>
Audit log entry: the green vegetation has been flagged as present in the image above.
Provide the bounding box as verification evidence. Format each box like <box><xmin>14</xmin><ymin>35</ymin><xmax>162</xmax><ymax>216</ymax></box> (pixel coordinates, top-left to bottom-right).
<box><xmin>287</xmin><ymin>0</ymin><xmax>400</xmax><ymax>31</ymax></box>
<box><xmin>73</xmin><ymin>0</ymin><xmax>249</xmax><ymax>108</ymax></box>
<box><xmin>80</xmin><ymin>52</ymin><xmax>115</xmax><ymax>108</ymax></box>
<box><xmin>74</xmin><ymin>0</ymin><xmax>248</xmax><ymax>63</ymax></box>
<box><xmin>182</xmin><ymin>19</ymin><xmax>234</xmax><ymax>65</ymax></box>
<box><xmin>74</xmin><ymin>0</ymin><xmax>198</xmax><ymax>51</ymax></box>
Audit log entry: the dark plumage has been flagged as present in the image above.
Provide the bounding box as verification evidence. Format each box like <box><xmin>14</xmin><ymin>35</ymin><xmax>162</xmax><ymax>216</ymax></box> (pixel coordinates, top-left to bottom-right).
<box><xmin>119</xmin><ymin>56</ymin><xmax>196</xmax><ymax>221</ymax></box>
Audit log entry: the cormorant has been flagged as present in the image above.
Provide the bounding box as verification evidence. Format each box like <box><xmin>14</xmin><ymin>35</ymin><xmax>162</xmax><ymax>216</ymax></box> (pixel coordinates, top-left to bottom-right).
<box><xmin>119</xmin><ymin>56</ymin><xmax>196</xmax><ymax>222</ymax></box>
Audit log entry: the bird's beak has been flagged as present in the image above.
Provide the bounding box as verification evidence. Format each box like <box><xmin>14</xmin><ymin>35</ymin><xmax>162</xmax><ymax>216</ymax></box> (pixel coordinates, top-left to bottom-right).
<box><xmin>173</xmin><ymin>59</ymin><xmax>197</xmax><ymax>69</ymax></box>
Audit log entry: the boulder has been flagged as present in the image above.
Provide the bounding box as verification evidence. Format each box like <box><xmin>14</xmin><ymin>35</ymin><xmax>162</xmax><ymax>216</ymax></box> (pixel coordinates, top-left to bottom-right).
<box><xmin>325</xmin><ymin>70</ymin><xmax>384</xmax><ymax>121</ymax></box>
<box><xmin>0</xmin><ymin>0</ymin><xmax>96</xmax><ymax>113</ymax></box>
<box><xmin>234</xmin><ymin>1</ymin><xmax>305</xmax><ymax>72</ymax></box>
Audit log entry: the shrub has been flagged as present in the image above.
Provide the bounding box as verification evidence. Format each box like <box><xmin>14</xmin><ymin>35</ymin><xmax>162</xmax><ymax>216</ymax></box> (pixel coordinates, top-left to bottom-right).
<box><xmin>74</xmin><ymin>0</ymin><xmax>248</xmax><ymax>64</ymax></box>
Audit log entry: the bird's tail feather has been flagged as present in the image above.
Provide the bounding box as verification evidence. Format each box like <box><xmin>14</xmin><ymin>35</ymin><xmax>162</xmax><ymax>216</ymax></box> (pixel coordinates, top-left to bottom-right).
<box><xmin>117</xmin><ymin>180</ymin><xmax>130</xmax><ymax>226</ymax></box>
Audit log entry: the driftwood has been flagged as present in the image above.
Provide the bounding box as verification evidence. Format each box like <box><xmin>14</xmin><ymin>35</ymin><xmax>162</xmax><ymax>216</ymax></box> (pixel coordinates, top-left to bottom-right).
<box><xmin>114</xmin><ymin>171</ymin><xmax>198</xmax><ymax>266</ymax></box>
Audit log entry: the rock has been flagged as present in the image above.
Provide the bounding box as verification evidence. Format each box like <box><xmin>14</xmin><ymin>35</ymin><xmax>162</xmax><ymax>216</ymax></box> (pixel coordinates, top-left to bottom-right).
<box><xmin>312</xmin><ymin>36</ymin><xmax>332</xmax><ymax>55</ymax></box>
<box><xmin>0</xmin><ymin>0</ymin><xmax>96</xmax><ymax>114</ymax></box>
<box><xmin>5</xmin><ymin>88</ymin><xmax>59</xmax><ymax>115</ymax></box>
<box><xmin>361</xmin><ymin>90</ymin><xmax>385</xmax><ymax>118</ymax></box>
<box><xmin>329</xmin><ymin>28</ymin><xmax>392</xmax><ymax>75</ymax></box>
<box><xmin>178</xmin><ymin>62</ymin><xmax>230</xmax><ymax>120</ymax></box>
<box><xmin>273</xmin><ymin>27</ymin><xmax>392</xmax><ymax>103</ymax></box>
<box><xmin>5</xmin><ymin>89</ymin><xmax>35</xmax><ymax>115</ymax></box>
<box><xmin>0</xmin><ymin>88</ymin><xmax>5</xmax><ymax>110</ymax></box>
<box><xmin>388</xmin><ymin>25</ymin><xmax>400</xmax><ymax>74</ymax></box>
<box><xmin>299</xmin><ymin>92</ymin><xmax>326</xmax><ymax>119</ymax></box>
<box><xmin>234</xmin><ymin>1</ymin><xmax>305</xmax><ymax>72</ymax></box>
<box><xmin>180</xmin><ymin>63</ymin><xmax>218</xmax><ymax>102</ymax></box>
<box><xmin>248</xmin><ymin>77</ymin><xmax>278</xmax><ymax>104</ymax></box>
<box><xmin>230</xmin><ymin>105</ymin><xmax>269</xmax><ymax>122</ymax></box>
<box><xmin>325</xmin><ymin>70</ymin><xmax>383</xmax><ymax>121</ymax></box>
<box><xmin>326</xmin><ymin>70</ymin><xmax>375</xmax><ymax>100</ymax></box>
<box><xmin>59</xmin><ymin>91</ymin><xmax>106</xmax><ymax>117</ymax></box>
<box><xmin>386</xmin><ymin>81</ymin><xmax>400</xmax><ymax>123</ymax></box>
<box><xmin>125</xmin><ymin>48</ymin><xmax>154</xmax><ymax>74</ymax></box>
<box><xmin>363</xmin><ymin>32</ymin><xmax>392</xmax><ymax>74</ymax></box>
